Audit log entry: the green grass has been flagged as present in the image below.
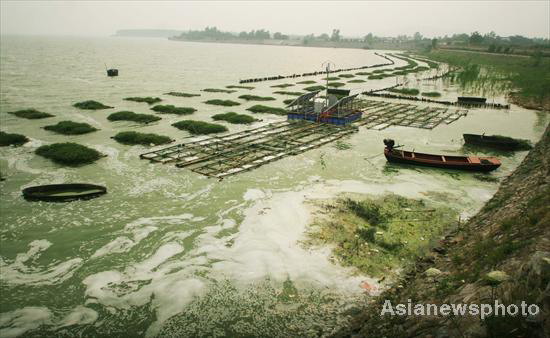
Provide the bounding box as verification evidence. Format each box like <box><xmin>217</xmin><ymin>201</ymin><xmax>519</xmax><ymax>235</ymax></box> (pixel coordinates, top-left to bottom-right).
<box><xmin>204</xmin><ymin>99</ymin><xmax>241</xmax><ymax>106</ymax></box>
<box><xmin>296</xmin><ymin>80</ymin><xmax>316</xmax><ymax>84</ymax></box>
<box><xmin>323</xmin><ymin>77</ymin><xmax>340</xmax><ymax>81</ymax></box>
<box><xmin>303</xmin><ymin>194</ymin><xmax>457</xmax><ymax>277</ymax></box>
<box><xmin>8</xmin><ymin>109</ymin><xmax>54</xmax><ymax>119</ymax></box>
<box><xmin>303</xmin><ymin>85</ymin><xmax>326</xmax><ymax>92</ymax></box>
<box><xmin>355</xmin><ymin>72</ymin><xmax>371</xmax><ymax>76</ymax></box>
<box><xmin>0</xmin><ymin>131</ymin><xmax>29</xmax><ymax>146</ymax></box>
<box><xmin>107</xmin><ymin>111</ymin><xmax>161</xmax><ymax>124</ymax></box>
<box><xmin>43</xmin><ymin>121</ymin><xmax>98</xmax><ymax>135</ymax></box>
<box><xmin>124</xmin><ymin>97</ymin><xmax>162</xmax><ymax>104</ymax></box>
<box><xmin>246</xmin><ymin>105</ymin><xmax>287</xmax><ymax>115</ymax></box>
<box><xmin>422</xmin><ymin>49</ymin><xmax>550</xmax><ymax>103</ymax></box>
<box><xmin>238</xmin><ymin>95</ymin><xmax>276</xmax><ymax>101</ymax></box>
<box><xmin>212</xmin><ymin>112</ymin><xmax>258</xmax><ymax>124</ymax></box>
<box><xmin>338</xmin><ymin>74</ymin><xmax>355</xmax><ymax>78</ymax></box>
<box><xmin>283</xmin><ymin>99</ymin><xmax>294</xmax><ymax>105</ymax></box>
<box><xmin>270</xmin><ymin>83</ymin><xmax>295</xmax><ymax>88</ymax></box>
<box><xmin>164</xmin><ymin>92</ymin><xmax>201</xmax><ymax>97</ymax></box>
<box><xmin>273</xmin><ymin>91</ymin><xmax>304</xmax><ymax>96</ymax></box>
<box><xmin>368</xmin><ymin>74</ymin><xmax>386</xmax><ymax>80</ymax></box>
<box><xmin>151</xmin><ymin>105</ymin><xmax>197</xmax><ymax>115</ymax></box>
<box><xmin>348</xmin><ymin>79</ymin><xmax>366</xmax><ymax>83</ymax></box>
<box><xmin>226</xmin><ymin>85</ymin><xmax>255</xmax><ymax>90</ymax></box>
<box><xmin>112</xmin><ymin>131</ymin><xmax>172</xmax><ymax>146</ymax></box>
<box><xmin>327</xmin><ymin>82</ymin><xmax>346</xmax><ymax>88</ymax></box>
<box><xmin>36</xmin><ymin>142</ymin><xmax>103</xmax><ymax>166</ymax></box>
<box><xmin>202</xmin><ymin>88</ymin><xmax>235</xmax><ymax>93</ymax></box>
<box><xmin>172</xmin><ymin>120</ymin><xmax>228</xmax><ymax>135</ymax></box>
<box><xmin>421</xmin><ymin>91</ymin><xmax>442</xmax><ymax>97</ymax></box>
<box><xmin>389</xmin><ymin>87</ymin><xmax>420</xmax><ymax>95</ymax></box>
<box><xmin>73</xmin><ymin>100</ymin><xmax>113</xmax><ymax>110</ymax></box>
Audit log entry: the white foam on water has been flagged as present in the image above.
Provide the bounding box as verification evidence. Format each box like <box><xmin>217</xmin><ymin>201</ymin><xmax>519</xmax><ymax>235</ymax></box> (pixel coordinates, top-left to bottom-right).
<box><xmin>0</xmin><ymin>307</ymin><xmax>52</xmax><ymax>338</ymax></box>
<box><xmin>0</xmin><ymin>240</ymin><xmax>82</xmax><ymax>286</ymax></box>
<box><xmin>243</xmin><ymin>188</ymin><xmax>267</xmax><ymax>201</ymax></box>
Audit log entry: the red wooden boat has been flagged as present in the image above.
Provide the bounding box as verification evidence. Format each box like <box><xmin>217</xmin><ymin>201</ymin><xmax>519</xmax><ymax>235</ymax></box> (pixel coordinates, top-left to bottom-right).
<box><xmin>383</xmin><ymin>139</ymin><xmax>501</xmax><ymax>172</ymax></box>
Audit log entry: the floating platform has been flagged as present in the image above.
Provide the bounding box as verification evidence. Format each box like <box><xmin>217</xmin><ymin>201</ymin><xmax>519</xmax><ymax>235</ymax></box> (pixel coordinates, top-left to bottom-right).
<box><xmin>140</xmin><ymin>121</ymin><xmax>357</xmax><ymax>178</ymax></box>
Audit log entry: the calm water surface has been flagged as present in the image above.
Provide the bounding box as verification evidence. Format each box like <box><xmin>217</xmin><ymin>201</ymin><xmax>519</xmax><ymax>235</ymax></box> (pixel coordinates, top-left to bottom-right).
<box><xmin>0</xmin><ymin>36</ymin><xmax>547</xmax><ymax>337</ymax></box>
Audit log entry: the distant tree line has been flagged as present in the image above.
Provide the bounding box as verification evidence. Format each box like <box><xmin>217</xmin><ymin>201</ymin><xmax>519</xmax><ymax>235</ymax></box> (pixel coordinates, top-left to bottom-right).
<box><xmin>178</xmin><ymin>26</ymin><xmax>288</xmax><ymax>41</ymax></box>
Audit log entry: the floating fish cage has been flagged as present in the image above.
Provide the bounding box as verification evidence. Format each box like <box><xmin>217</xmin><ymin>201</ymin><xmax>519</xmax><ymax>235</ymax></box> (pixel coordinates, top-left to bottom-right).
<box><xmin>286</xmin><ymin>90</ymin><xmax>362</xmax><ymax>126</ymax></box>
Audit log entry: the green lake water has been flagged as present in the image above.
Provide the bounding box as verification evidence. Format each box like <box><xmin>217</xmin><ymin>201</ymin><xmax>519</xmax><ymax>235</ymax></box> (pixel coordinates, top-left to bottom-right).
<box><xmin>0</xmin><ymin>36</ymin><xmax>547</xmax><ymax>337</ymax></box>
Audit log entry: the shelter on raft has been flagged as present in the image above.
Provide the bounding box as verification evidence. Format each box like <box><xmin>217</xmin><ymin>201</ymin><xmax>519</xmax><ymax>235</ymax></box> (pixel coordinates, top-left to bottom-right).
<box><xmin>286</xmin><ymin>89</ymin><xmax>362</xmax><ymax>125</ymax></box>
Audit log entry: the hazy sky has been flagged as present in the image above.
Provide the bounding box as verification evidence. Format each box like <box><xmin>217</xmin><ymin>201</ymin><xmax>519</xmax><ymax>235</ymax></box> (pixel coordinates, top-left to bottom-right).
<box><xmin>1</xmin><ymin>1</ymin><xmax>549</xmax><ymax>38</ymax></box>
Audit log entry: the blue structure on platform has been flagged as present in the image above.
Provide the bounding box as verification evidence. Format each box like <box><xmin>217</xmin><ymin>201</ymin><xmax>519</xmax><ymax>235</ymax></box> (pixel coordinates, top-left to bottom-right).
<box><xmin>286</xmin><ymin>90</ymin><xmax>362</xmax><ymax>126</ymax></box>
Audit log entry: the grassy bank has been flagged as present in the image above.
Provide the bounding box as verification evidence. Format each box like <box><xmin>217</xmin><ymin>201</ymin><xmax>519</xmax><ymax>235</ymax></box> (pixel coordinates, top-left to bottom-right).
<box><xmin>422</xmin><ymin>49</ymin><xmax>550</xmax><ymax>109</ymax></box>
<box><xmin>305</xmin><ymin>195</ymin><xmax>457</xmax><ymax>278</ymax></box>
<box><xmin>340</xmin><ymin>125</ymin><xmax>550</xmax><ymax>337</ymax></box>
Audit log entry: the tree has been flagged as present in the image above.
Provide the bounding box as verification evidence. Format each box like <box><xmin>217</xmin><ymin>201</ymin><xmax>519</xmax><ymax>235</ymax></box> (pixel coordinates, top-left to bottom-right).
<box><xmin>470</xmin><ymin>31</ymin><xmax>484</xmax><ymax>44</ymax></box>
<box><xmin>431</xmin><ymin>38</ymin><xmax>438</xmax><ymax>49</ymax></box>
<box><xmin>330</xmin><ymin>29</ymin><xmax>341</xmax><ymax>42</ymax></box>
<box><xmin>414</xmin><ymin>32</ymin><xmax>423</xmax><ymax>41</ymax></box>
<box><xmin>318</xmin><ymin>33</ymin><xmax>329</xmax><ymax>41</ymax></box>
<box><xmin>365</xmin><ymin>33</ymin><xmax>375</xmax><ymax>44</ymax></box>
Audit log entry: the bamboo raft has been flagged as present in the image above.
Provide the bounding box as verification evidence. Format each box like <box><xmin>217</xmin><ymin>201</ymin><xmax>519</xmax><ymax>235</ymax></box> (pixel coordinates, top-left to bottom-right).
<box><xmin>356</xmin><ymin>99</ymin><xmax>468</xmax><ymax>130</ymax></box>
<box><xmin>140</xmin><ymin>121</ymin><xmax>357</xmax><ymax>178</ymax></box>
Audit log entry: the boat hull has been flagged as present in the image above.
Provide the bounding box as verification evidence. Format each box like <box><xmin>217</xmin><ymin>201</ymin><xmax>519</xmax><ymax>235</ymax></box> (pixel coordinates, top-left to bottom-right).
<box><xmin>22</xmin><ymin>183</ymin><xmax>107</xmax><ymax>202</ymax></box>
<box><xmin>384</xmin><ymin>149</ymin><xmax>501</xmax><ymax>172</ymax></box>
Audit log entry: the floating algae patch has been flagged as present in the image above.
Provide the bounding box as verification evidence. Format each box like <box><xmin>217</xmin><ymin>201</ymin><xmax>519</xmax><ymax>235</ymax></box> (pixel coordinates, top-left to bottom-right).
<box><xmin>303</xmin><ymin>85</ymin><xmax>326</xmax><ymax>92</ymax></box>
<box><xmin>158</xmin><ymin>279</ymin><xmax>366</xmax><ymax>337</ymax></box>
<box><xmin>36</xmin><ymin>142</ymin><xmax>103</xmax><ymax>166</ymax></box>
<box><xmin>151</xmin><ymin>105</ymin><xmax>197</xmax><ymax>115</ymax></box>
<box><xmin>338</xmin><ymin>74</ymin><xmax>355</xmax><ymax>78</ymax></box>
<box><xmin>113</xmin><ymin>131</ymin><xmax>173</xmax><ymax>146</ymax></box>
<box><xmin>202</xmin><ymin>88</ymin><xmax>236</xmax><ymax>94</ymax></box>
<box><xmin>421</xmin><ymin>91</ymin><xmax>442</xmax><ymax>97</ymax></box>
<box><xmin>270</xmin><ymin>83</ymin><xmax>295</xmax><ymax>88</ymax></box>
<box><xmin>238</xmin><ymin>95</ymin><xmax>276</xmax><ymax>102</ymax></box>
<box><xmin>212</xmin><ymin>112</ymin><xmax>258</xmax><ymax>124</ymax></box>
<box><xmin>323</xmin><ymin>77</ymin><xmax>340</xmax><ymax>81</ymax></box>
<box><xmin>246</xmin><ymin>105</ymin><xmax>287</xmax><ymax>115</ymax></box>
<box><xmin>273</xmin><ymin>91</ymin><xmax>304</xmax><ymax>96</ymax></box>
<box><xmin>172</xmin><ymin>120</ymin><xmax>228</xmax><ymax>135</ymax></box>
<box><xmin>73</xmin><ymin>100</ymin><xmax>113</xmax><ymax>110</ymax></box>
<box><xmin>43</xmin><ymin>121</ymin><xmax>98</xmax><ymax>135</ymax></box>
<box><xmin>0</xmin><ymin>131</ymin><xmax>29</xmax><ymax>146</ymax></box>
<box><xmin>348</xmin><ymin>79</ymin><xmax>366</xmax><ymax>83</ymax></box>
<box><xmin>303</xmin><ymin>194</ymin><xmax>457</xmax><ymax>278</ymax></box>
<box><xmin>164</xmin><ymin>92</ymin><xmax>201</xmax><ymax>97</ymax></box>
<box><xmin>388</xmin><ymin>88</ymin><xmax>420</xmax><ymax>96</ymax></box>
<box><xmin>204</xmin><ymin>99</ymin><xmax>241</xmax><ymax>106</ymax></box>
<box><xmin>327</xmin><ymin>82</ymin><xmax>346</xmax><ymax>88</ymax></box>
<box><xmin>226</xmin><ymin>85</ymin><xmax>255</xmax><ymax>90</ymax></box>
<box><xmin>296</xmin><ymin>80</ymin><xmax>316</xmax><ymax>84</ymax></box>
<box><xmin>107</xmin><ymin>111</ymin><xmax>161</xmax><ymax>124</ymax></box>
<box><xmin>7</xmin><ymin>109</ymin><xmax>54</xmax><ymax>119</ymax></box>
<box><xmin>124</xmin><ymin>97</ymin><xmax>162</xmax><ymax>105</ymax></box>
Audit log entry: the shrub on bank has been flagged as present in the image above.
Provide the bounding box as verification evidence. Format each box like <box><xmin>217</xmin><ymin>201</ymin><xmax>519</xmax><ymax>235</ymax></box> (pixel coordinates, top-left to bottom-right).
<box><xmin>172</xmin><ymin>120</ymin><xmax>228</xmax><ymax>135</ymax></box>
<box><xmin>35</xmin><ymin>142</ymin><xmax>103</xmax><ymax>165</ymax></box>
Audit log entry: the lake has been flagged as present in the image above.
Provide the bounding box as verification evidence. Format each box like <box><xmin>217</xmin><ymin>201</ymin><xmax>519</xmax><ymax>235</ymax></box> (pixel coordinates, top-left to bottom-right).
<box><xmin>0</xmin><ymin>35</ymin><xmax>547</xmax><ymax>337</ymax></box>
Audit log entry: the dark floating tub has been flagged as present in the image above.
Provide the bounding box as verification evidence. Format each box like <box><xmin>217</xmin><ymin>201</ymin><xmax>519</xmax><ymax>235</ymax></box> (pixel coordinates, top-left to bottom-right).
<box><xmin>22</xmin><ymin>183</ymin><xmax>107</xmax><ymax>202</ymax></box>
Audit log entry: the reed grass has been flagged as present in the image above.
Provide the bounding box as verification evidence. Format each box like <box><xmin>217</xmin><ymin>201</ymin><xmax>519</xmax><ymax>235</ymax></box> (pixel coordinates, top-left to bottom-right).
<box><xmin>43</xmin><ymin>121</ymin><xmax>98</xmax><ymax>135</ymax></box>
<box><xmin>8</xmin><ymin>109</ymin><xmax>54</xmax><ymax>119</ymax></box>
<box><xmin>172</xmin><ymin>120</ymin><xmax>228</xmax><ymax>135</ymax></box>
<box><xmin>36</xmin><ymin>143</ymin><xmax>103</xmax><ymax>166</ymax></box>
<box><xmin>113</xmin><ymin>131</ymin><xmax>172</xmax><ymax>146</ymax></box>
<box><xmin>107</xmin><ymin>111</ymin><xmax>161</xmax><ymax>124</ymax></box>
<box><xmin>204</xmin><ymin>99</ymin><xmax>241</xmax><ymax>106</ymax></box>
<box><xmin>151</xmin><ymin>105</ymin><xmax>197</xmax><ymax>114</ymax></box>
<box><xmin>0</xmin><ymin>131</ymin><xmax>29</xmax><ymax>146</ymax></box>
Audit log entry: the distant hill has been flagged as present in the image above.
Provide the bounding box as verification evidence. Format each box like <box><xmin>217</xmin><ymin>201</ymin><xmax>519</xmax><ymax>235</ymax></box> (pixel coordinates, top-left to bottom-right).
<box><xmin>114</xmin><ymin>29</ymin><xmax>184</xmax><ymax>38</ymax></box>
